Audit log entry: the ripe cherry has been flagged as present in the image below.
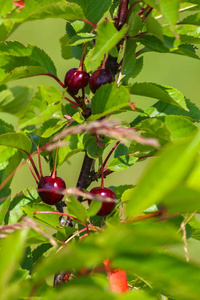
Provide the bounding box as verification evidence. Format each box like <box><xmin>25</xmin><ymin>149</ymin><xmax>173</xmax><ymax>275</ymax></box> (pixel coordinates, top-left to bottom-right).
<box><xmin>89</xmin><ymin>69</ymin><xmax>113</xmax><ymax>93</ymax></box>
<box><xmin>89</xmin><ymin>187</ymin><xmax>116</xmax><ymax>216</ymax></box>
<box><xmin>38</xmin><ymin>175</ymin><xmax>66</xmax><ymax>205</ymax></box>
<box><xmin>64</xmin><ymin>68</ymin><xmax>90</xmax><ymax>95</ymax></box>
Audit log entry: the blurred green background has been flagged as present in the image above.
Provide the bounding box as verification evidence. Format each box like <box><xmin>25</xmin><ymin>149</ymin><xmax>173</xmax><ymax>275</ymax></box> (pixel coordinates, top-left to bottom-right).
<box><xmin>3</xmin><ymin>17</ymin><xmax>200</xmax><ymax>264</ymax></box>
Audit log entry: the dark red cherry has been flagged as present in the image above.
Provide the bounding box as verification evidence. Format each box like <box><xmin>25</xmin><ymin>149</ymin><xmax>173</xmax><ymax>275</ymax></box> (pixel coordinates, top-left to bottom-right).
<box><xmin>89</xmin><ymin>69</ymin><xmax>113</xmax><ymax>93</ymax></box>
<box><xmin>64</xmin><ymin>68</ymin><xmax>90</xmax><ymax>95</ymax></box>
<box><xmin>38</xmin><ymin>176</ymin><xmax>66</xmax><ymax>205</ymax></box>
<box><xmin>89</xmin><ymin>187</ymin><xmax>116</xmax><ymax>216</ymax></box>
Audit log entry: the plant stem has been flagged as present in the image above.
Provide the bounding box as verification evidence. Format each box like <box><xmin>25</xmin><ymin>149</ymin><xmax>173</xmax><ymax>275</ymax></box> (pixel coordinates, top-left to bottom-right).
<box><xmin>142</xmin><ymin>7</ymin><xmax>153</xmax><ymax>22</ymax></box>
<box><xmin>64</xmin><ymin>96</ymin><xmax>80</xmax><ymax>107</ymax></box>
<box><xmin>76</xmin><ymin>152</ymin><xmax>94</xmax><ymax>193</ymax></box>
<box><xmin>51</xmin><ymin>147</ymin><xmax>58</xmax><ymax>178</ymax></box>
<box><xmin>43</xmin><ymin>73</ymin><xmax>65</xmax><ymax>88</ymax></box>
<box><xmin>115</xmin><ymin>0</ymin><xmax>129</xmax><ymax>30</ymax></box>
<box><xmin>79</xmin><ymin>19</ymin><xmax>97</xmax><ymax>28</ymax></box>
<box><xmin>29</xmin><ymin>162</ymin><xmax>39</xmax><ymax>184</ymax></box>
<box><xmin>37</xmin><ymin>148</ymin><xmax>43</xmax><ymax>179</ymax></box>
<box><xmin>103</xmin><ymin>141</ymin><xmax>120</xmax><ymax>168</ymax></box>
<box><xmin>100</xmin><ymin>156</ymin><xmax>104</xmax><ymax>189</ymax></box>
<box><xmin>78</xmin><ymin>43</ymin><xmax>87</xmax><ymax>71</ymax></box>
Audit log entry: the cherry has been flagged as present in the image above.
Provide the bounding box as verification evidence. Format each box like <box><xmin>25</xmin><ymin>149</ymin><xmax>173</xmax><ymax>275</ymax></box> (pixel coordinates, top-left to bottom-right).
<box><xmin>89</xmin><ymin>187</ymin><xmax>116</xmax><ymax>216</ymax></box>
<box><xmin>89</xmin><ymin>69</ymin><xmax>113</xmax><ymax>93</ymax></box>
<box><xmin>38</xmin><ymin>176</ymin><xmax>66</xmax><ymax>205</ymax></box>
<box><xmin>64</xmin><ymin>68</ymin><xmax>90</xmax><ymax>95</ymax></box>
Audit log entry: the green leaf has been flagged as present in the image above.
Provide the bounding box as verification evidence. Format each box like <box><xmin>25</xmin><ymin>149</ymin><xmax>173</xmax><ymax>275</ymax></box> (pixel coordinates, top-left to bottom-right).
<box><xmin>37</xmin><ymin>118</ymin><xmax>68</xmax><ymax>138</ymax></box>
<box><xmin>6</xmin><ymin>0</ymin><xmax>85</xmax><ymax>23</ymax></box>
<box><xmin>125</xmin><ymin>131</ymin><xmax>200</xmax><ymax>217</ymax></box>
<box><xmin>94</xmin><ymin>222</ymin><xmax>181</xmax><ymax>254</ymax></box>
<box><xmin>181</xmin><ymin>11</ymin><xmax>200</xmax><ymax>26</ymax></box>
<box><xmin>133</xmin><ymin>98</ymin><xmax>200</xmax><ymax>125</ymax></box>
<box><xmin>87</xmin><ymin>200</ymin><xmax>102</xmax><ymax>217</ymax></box>
<box><xmin>159</xmin><ymin>0</ymin><xmax>179</xmax><ymax>26</ymax></box>
<box><xmin>85</xmin><ymin>21</ymin><xmax>128</xmax><ymax>72</ymax></box>
<box><xmin>57</xmin><ymin>134</ymin><xmax>85</xmax><ymax>167</ymax></box>
<box><xmin>146</xmin><ymin>14</ymin><xmax>164</xmax><ymax>41</ymax></box>
<box><xmin>114</xmin><ymin>144</ymin><xmax>129</xmax><ymax>158</ymax></box>
<box><xmin>0</xmin><ymin>146</ymin><xmax>16</xmax><ymax>171</ymax></box>
<box><xmin>0</xmin><ymin>118</ymin><xmax>14</xmax><ymax>135</ymax></box>
<box><xmin>0</xmin><ymin>132</ymin><xmax>32</xmax><ymax>153</ymax></box>
<box><xmin>0</xmin><ymin>197</ymin><xmax>10</xmax><ymax>225</ymax></box>
<box><xmin>110</xmin><ymin>185</ymin><xmax>134</xmax><ymax>201</ymax></box>
<box><xmin>122</xmin><ymin>57</ymin><xmax>144</xmax><ymax>84</ymax></box>
<box><xmin>0</xmin><ymin>86</ymin><xmax>34</xmax><ymax>116</ymax></box>
<box><xmin>136</xmin><ymin>118</ymin><xmax>171</xmax><ymax>142</ymax></box>
<box><xmin>67</xmin><ymin>196</ymin><xmax>88</xmax><ymax>224</ymax></box>
<box><xmin>32</xmin><ymin>243</ymin><xmax>52</xmax><ymax>265</ymax></box>
<box><xmin>0</xmin><ymin>150</ymin><xmax>23</xmax><ymax>223</ymax></box>
<box><xmin>18</xmin><ymin>85</ymin><xmax>63</xmax><ymax>129</ymax></box>
<box><xmin>135</xmin><ymin>35</ymin><xmax>200</xmax><ymax>60</ymax></box>
<box><xmin>121</xmin><ymin>39</ymin><xmax>136</xmax><ymax>78</ymax></box>
<box><xmin>43</xmin><ymin>284</ymin><xmax>116</xmax><ymax>300</ymax></box>
<box><xmin>0</xmin><ymin>1</ymin><xmax>14</xmax><ymax>17</ymax></box>
<box><xmin>86</xmin><ymin>136</ymin><xmax>104</xmax><ymax>159</ymax></box>
<box><xmin>4</xmin><ymin>189</ymin><xmax>37</xmax><ymax>225</ymax></box>
<box><xmin>70</xmin><ymin>33</ymin><xmax>95</xmax><ymax>46</ymax></box>
<box><xmin>163</xmin><ymin>24</ymin><xmax>200</xmax><ymax>44</ymax></box>
<box><xmin>115</xmin><ymin>252</ymin><xmax>200</xmax><ymax>300</ymax></box>
<box><xmin>128</xmin><ymin>7</ymin><xmax>143</xmax><ymax>37</ymax></box>
<box><xmin>90</xmin><ymin>83</ymin><xmax>130</xmax><ymax>120</ymax></box>
<box><xmin>23</xmin><ymin>203</ymin><xmax>64</xmax><ymax>231</ymax></box>
<box><xmin>59</xmin><ymin>35</ymin><xmax>72</xmax><ymax>60</ymax></box>
<box><xmin>128</xmin><ymin>82</ymin><xmax>188</xmax><ymax>110</ymax></box>
<box><xmin>70</xmin><ymin>0</ymin><xmax>112</xmax><ymax>25</ymax></box>
<box><xmin>0</xmin><ymin>1</ymin><xmax>17</xmax><ymax>40</ymax></box>
<box><xmin>162</xmin><ymin>115</ymin><xmax>198</xmax><ymax>141</ymax></box>
<box><xmin>33</xmin><ymin>221</ymin><xmax>179</xmax><ymax>283</ymax></box>
<box><xmin>161</xmin><ymin>186</ymin><xmax>200</xmax><ymax>214</ymax></box>
<box><xmin>0</xmin><ymin>41</ymin><xmax>57</xmax><ymax>85</ymax></box>
<box><xmin>0</xmin><ymin>228</ymin><xmax>29</xmax><ymax>291</ymax></box>
<box><xmin>108</xmin><ymin>155</ymin><xmax>138</xmax><ymax>171</ymax></box>
<box><xmin>0</xmin><ymin>20</ymin><xmax>16</xmax><ymax>42</ymax></box>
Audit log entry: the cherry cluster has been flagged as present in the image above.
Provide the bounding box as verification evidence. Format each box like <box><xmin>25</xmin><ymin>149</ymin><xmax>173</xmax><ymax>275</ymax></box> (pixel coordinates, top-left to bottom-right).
<box><xmin>34</xmin><ymin>64</ymin><xmax>116</xmax><ymax>217</ymax></box>
<box><xmin>64</xmin><ymin>67</ymin><xmax>113</xmax><ymax>95</ymax></box>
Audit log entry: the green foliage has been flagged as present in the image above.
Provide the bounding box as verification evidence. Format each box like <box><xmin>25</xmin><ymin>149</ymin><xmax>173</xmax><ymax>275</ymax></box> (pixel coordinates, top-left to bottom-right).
<box><xmin>1</xmin><ymin>1</ymin><xmax>200</xmax><ymax>299</ymax></box>
<box><xmin>0</xmin><ymin>41</ymin><xmax>57</xmax><ymax>84</ymax></box>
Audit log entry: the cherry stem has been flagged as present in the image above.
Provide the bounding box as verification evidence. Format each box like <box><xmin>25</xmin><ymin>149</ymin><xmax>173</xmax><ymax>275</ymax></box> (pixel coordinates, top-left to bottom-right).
<box><xmin>126</xmin><ymin>1</ymin><xmax>141</xmax><ymax>21</ymax></box>
<box><xmin>100</xmin><ymin>156</ymin><xmax>104</xmax><ymax>189</ymax></box>
<box><xmin>142</xmin><ymin>7</ymin><xmax>153</xmax><ymax>22</ymax></box>
<box><xmin>42</xmin><ymin>73</ymin><xmax>65</xmax><ymax>88</ymax></box>
<box><xmin>78</xmin><ymin>43</ymin><xmax>87</xmax><ymax>71</ymax></box>
<box><xmin>64</xmin><ymin>96</ymin><xmax>80</xmax><ymax>107</ymax></box>
<box><xmin>139</xmin><ymin>5</ymin><xmax>150</xmax><ymax>16</ymax></box>
<box><xmin>51</xmin><ymin>147</ymin><xmax>58</xmax><ymax>178</ymax></box>
<box><xmin>79</xmin><ymin>19</ymin><xmax>97</xmax><ymax>28</ymax></box>
<box><xmin>23</xmin><ymin>149</ymin><xmax>41</xmax><ymax>181</ymax></box>
<box><xmin>101</xmin><ymin>54</ymin><xmax>107</xmax><ymax>69</ymax></box>
<box><xmin>29</xmin><ymin>162</ymin><xmax>39</xmax><ymax>184</ymax></box>
<box><xmin>37</xmin><ymin>148</ymin><xmax>43</xmax><ymax>179</ymax></box>
<box><xmin>103</xmin><ymin>141</ymin><xmax>120</xmax><ymax>168</ymax></box>
<box><xmin>135</xmin><ymin>47</ymin><xmax>146</xmax><ymax>57</ymax></box>
<box><xmin>34</xmin><ymin>210</ymin><xmax>86</xmax><ymax>227</ymax></box>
